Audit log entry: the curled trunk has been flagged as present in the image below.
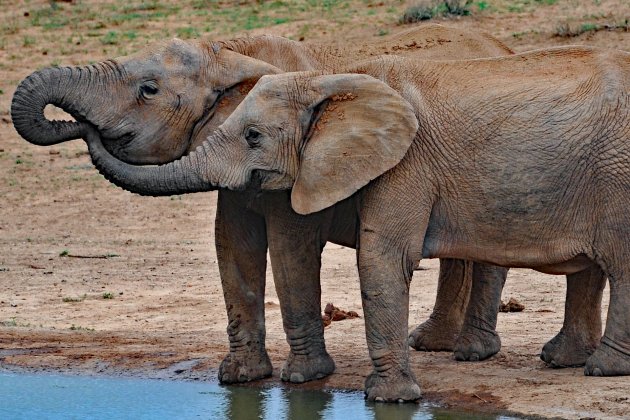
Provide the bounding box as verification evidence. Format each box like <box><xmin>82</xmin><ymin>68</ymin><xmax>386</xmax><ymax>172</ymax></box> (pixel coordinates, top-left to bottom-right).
<box><xmin>11</xmin><ymin>63</ymin><xmax>113</xmax><ymax>146</ymax></box>
<box><xmin>84</xmin><ymin>126</ymin><xmax>217</xmax><ymax>196</ymax></box>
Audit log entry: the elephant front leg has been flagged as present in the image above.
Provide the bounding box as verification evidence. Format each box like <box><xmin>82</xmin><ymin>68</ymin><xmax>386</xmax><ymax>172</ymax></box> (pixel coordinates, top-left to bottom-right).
<box><xmin>541</xmin><ymin>265</ymin><xmax>604</xmax><ymax>367</ymax></box>
<box><xmin>409</xmin><ymin>258</ymin><xmax>473</xmax><ymax>351</ymax></box>
<box><xmin>216</xmin><ymin>191</ymin><xmax>272</xmax><ymax>384</ymax></box>
<box><xmin>359</xmin><ymin>233</ymin><xmax>421</xmax><ymax>402</ymax></box>
<box><xmin>454</xmin><ymin>263</ymin><xmax>508</xmax><ymax>361</ymax></box>
<box><xmin>265</xmin><ymin>192</ymin><xmax>335</xmax><ymax>383</ymax></box>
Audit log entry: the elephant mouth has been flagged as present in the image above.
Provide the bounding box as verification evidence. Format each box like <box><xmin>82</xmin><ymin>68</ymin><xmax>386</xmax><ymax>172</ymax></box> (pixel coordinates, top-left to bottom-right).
<box><xmin>184</xmin><ymin>91</ymin><xmax>225</xmax><ymax>157</ymax></box>
<box><xmin>59</xmin><ymin>108</ymin><xmax>134</xmax><ymax>160</ymax></box>
<box><xmin>187</xmin><ymin>108</ymin><xmax>216</xmax><ymax>154</ymax></box>
<box><xmin>100</xmin><ymin>132</ymin><xmax>135</xmax><ymax>160</ymax></box>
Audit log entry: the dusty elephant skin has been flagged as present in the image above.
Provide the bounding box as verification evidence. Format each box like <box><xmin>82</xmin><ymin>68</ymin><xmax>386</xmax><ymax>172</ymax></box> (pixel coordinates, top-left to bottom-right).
<box><xmin>9</xmin><ymin>24</ymin><xmax>605</xmax><ymax>376</ymax></box>
<box><xmin>76</xmin><ymin>46</ymin><xmax>630</xmax><ymax>402</ymax></box>
<box><xmin>8</xmin><ymin>24</ymin><xmax>555</xmax><ymax>383</ymax></box>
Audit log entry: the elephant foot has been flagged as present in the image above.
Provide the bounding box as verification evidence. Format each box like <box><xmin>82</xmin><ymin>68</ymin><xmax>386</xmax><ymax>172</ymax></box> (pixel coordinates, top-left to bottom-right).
<box><xmin>280</xmin><ymin>351</ymin><xmax>335</xmax><ymax>383</ymax></box>
<box><xmin>584</xmin><ymin>340</ymin><xmax>630</xmax><ymax>376</ymax></box>
<box><xmin>408</xmin><ymin>317</ymin><xmax>459</xmax><ymax>352</ymax></box>
<box><xmin>364</xmin><ymin>370</ymin><xmax>422</xmax><ymax>402</ymax></box>
<box><xmin>453</xmin><ymin>327</ymin><xmax>501</xmax><ymax>362</ymax></box>
<box><xmin>540</xmin><ymin>329</ymin><xmax>598</xmax><ymax>368</ymax></box>
<box><xmin>219</xmin><ymin>350</ymin><xmax>273</xmax><ymax>384</ymax></box>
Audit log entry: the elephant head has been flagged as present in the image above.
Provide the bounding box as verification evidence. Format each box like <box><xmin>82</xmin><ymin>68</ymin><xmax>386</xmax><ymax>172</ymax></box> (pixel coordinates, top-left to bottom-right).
<box><xmin>83</xmin><ymin>72</ymin><xmax>419</xmax><ymax>214</ymax></box>
<box><xmin>11</xmin><ymin>40</ymin><xmax>280</xmax><ymax>164</ymax></box>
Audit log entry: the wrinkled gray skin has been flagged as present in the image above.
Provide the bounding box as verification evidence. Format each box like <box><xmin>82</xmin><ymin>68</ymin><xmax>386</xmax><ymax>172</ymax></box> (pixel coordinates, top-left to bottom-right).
<box><xmin>69</xmin><ymin>47</ymin><xmax>630</xmax><ymax>401</ymax></box>
<box><xmin>10</xmin><ymin>30</ymin><xmax>604</xmax><ymax>387</ymax></box>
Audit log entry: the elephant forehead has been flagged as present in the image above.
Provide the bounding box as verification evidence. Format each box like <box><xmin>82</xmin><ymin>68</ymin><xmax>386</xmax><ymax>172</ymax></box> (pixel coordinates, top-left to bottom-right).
<box><xmin>118</xmin><ymin>41</ymin><xmax>202</xmax><ymax>75</ymax></box>
<box><xmin>119</xmin><ymin>56</ymin><xmax>162</xmax><ymax>76</ymax></box>
<box><xmin>242</xmin><ymin>90</ymin><xmax>294</xmax><ymax>117</ymax></box>
<box><xmin>159</xmin><ymin>38</ymin><xmax>202</xmax><ymax>65</ymax></box>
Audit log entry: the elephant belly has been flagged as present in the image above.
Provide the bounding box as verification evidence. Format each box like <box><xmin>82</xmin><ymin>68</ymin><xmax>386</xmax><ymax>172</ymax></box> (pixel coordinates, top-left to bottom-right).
<box><xmin>422</xmin><ymin>218</ymin><xmax>591</xmax><ymax>274</ymax></box>
<box><xmin>532</xmin><ymin>254</ymin><xmax>595</xmax><ymax>275</ymax></box>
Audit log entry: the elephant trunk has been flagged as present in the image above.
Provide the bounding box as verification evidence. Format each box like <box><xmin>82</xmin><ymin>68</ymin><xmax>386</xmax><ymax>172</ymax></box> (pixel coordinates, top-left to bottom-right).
<box><xmin>11</xmin><ymin>62</ymin><xmax>115</xmax><ymax>146</ymax></box>
<box><xmin>84</xmin><ymin>126</ymin><xmax>219</xmax><ymax>196</ymax></box>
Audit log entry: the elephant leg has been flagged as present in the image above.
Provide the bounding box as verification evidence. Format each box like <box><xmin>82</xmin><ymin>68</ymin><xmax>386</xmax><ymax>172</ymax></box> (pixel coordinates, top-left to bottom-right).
<box><xmin>264</xmin><ymin>191</ymin><xmax>335</xmax><ymax>384</ymax></box>
<box><xmin>409</xmin><ymin>258</ymin><xmax>473</xmax><ymax>351</ymax></box>
<box><xmin>584</xmin><ymin>251</ymin><xmax>630</xmax><ymax>376</ymax></box>
<box><xmin>541</xmin><ymin>265</ymin><xmax>605</xmax><ymax>367</ymax></box>
<box><xmin>453</xmin><ymin>263</ymin><xmax>509</xmax><ymax>361</ymax></box>
<box><xmin>358</xmin><ymin>232</ymin><xmax>421</xmax><ymax>402</ymax></box>
<box><xmin>216</xmin><ymin>190</ymin><xmax>272</xmax><ymax>384</ymax></box>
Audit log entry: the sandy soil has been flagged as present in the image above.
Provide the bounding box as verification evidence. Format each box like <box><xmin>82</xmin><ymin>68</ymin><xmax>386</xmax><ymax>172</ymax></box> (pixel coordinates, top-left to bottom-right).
<box><xmin>1</xmin><ymin>1</ymin><xmax>630</xmax><ymax>418</ymax></box>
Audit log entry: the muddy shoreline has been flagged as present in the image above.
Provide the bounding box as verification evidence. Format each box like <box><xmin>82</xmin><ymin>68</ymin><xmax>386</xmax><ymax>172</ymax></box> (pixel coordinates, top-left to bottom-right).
<box><xmin>0</xmin><ymin>344</ymin><xmax>520</xmax><ymax>419</ymax></box>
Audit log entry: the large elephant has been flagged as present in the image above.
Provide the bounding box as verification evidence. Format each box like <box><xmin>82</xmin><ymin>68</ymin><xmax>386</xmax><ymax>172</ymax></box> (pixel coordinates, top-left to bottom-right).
<box><xmin>10</xmin><ymin>25</ymin><xmax>602</xmax><ymax>383</ymax></box>
<box><xmin>72</xmin><ymin>46</ymin><xmax>630</xmax><ymax>401</ymax></box>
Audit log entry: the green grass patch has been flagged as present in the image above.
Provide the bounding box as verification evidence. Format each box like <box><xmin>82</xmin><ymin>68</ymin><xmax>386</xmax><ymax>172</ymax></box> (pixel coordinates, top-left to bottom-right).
<box><xmin>22</xmin><ymin>36</ymin><xmax>36</xmax><ymax>47</ymax></box>
<box><xmin>2</xmin><ymin>317</ymin><xmax>18</xmax><ymax>327</ymax></box>
<box><xmin>553</xmin><ymin>20</ymin><xmax>629</xmax><ymax>37</ymax></box>
<box><xmin>30</xmin><ymin>5</ymin><xmax>70</xmax><ymax>30</ymax></box>
<box><xmin>69</xmin><ymin>324</ymin><xmax>95</xmax><ymax>331</ymax></box>
<box><xmin>176</xmin><ymin>27</ymin><xmax>200</xmax><ymax>39</ymax></box>
<box><xmin>101</xmin><ymin>31</ymin><xmax>119</xmax><ymax>45</ymax></box>
<box><xmin>400</xmin><ymin>0</ymin><xmax>472</xmax><ymax>23</ymax></box>
<box><xmin>62</xmin><ymin>294</ymin><xmax>87</xmax><ymax>303</ymax></box>
<box><xmin>475</xmin><ymin>0</ymin><xmax>490</xmax><ymax>11</ymax></box>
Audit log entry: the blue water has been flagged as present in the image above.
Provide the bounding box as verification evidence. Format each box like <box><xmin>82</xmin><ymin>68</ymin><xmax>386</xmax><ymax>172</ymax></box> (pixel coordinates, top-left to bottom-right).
<box><xmin>0</xmin><ymin>372</ymin><xmax>515</xmax><ymax>419</ymax></box>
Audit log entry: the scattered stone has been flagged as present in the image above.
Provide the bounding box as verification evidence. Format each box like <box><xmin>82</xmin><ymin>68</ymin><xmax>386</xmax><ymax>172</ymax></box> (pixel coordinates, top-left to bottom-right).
<box><xmin>499</xmin><ymin>297</ymin><xmax>525</xmax><ymax>313</ymax></box>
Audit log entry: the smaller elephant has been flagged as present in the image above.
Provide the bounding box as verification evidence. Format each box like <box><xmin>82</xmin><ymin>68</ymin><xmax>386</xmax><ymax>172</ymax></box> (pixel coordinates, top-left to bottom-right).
<box><xmin>76</xmin><ymin>46</ymin><xmax>630</xmax><ymax>401</ymax></box>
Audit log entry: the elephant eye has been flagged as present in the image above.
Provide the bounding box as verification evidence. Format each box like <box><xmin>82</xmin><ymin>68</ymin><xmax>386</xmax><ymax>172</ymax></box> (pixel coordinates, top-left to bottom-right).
<box><xmin>139</xmin><ymin>82</ymin><xmax>159</xmax><ymax>99</ymax></box>
<box><xmin>245</xmin><ymin>127</ymin><xmax>262</xmax><ymax>147</ymax></box>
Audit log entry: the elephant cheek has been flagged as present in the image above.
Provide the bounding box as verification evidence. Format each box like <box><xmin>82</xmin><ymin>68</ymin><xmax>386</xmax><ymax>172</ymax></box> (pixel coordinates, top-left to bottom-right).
<box><xmin>260</xmin><ymin>172</ymin><xmax>294</xmax><ymax>190</ymax></box>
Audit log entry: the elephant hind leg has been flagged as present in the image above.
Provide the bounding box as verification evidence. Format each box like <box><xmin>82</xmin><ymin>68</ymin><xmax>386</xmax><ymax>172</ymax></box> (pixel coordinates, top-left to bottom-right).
<box><xmin>541</xmin><ymin>264</ymin><xmax>604</xmax><ymax>368</ymax></box>
<box><xmin>584</xmin><ymin>244</ymin><xmax>630</xmax><ymax>376</ymax></box>
<box><xmin>409</xmin><ymin>258</ymin><xmax>473</xmax><ymax>352</ymax></box>
<box><xmin>453</xmin><ymin>263</ymin><xmax>508</xmax><ymax>362</ymax></box>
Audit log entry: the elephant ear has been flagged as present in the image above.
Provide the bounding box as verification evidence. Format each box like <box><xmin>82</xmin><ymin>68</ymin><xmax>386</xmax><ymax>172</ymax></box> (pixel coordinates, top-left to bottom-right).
<box><xmin>291</xmin><ymin>73</ymin><xmax>418</xmax><ymax>215</ymax></box>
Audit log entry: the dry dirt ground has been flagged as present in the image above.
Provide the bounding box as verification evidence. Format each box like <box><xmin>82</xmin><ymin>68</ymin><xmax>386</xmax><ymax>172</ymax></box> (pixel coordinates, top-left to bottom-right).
<box><xmin>1</xmin><ymin>1</ymin><xmax>629</xmax><ymax>418</ymax></box>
